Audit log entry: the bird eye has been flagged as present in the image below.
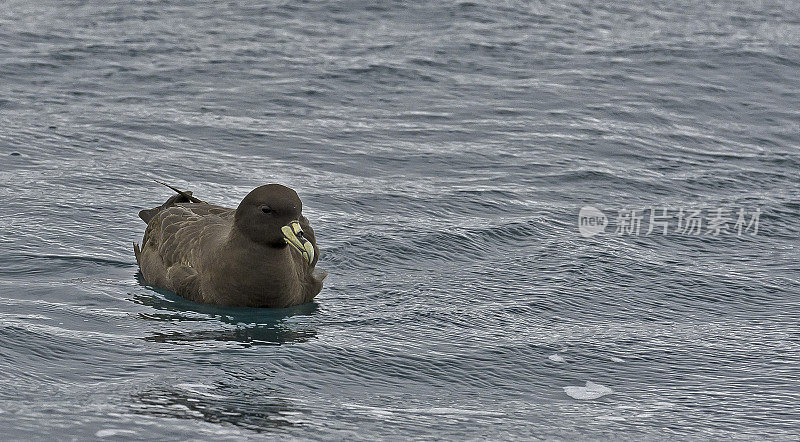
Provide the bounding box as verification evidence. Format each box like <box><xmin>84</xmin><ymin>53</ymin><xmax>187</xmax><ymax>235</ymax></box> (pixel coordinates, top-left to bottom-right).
<box><xmin>260</xmin><ymin>206</ymin><xmax>272</xmax><ymax>214</ymax></box>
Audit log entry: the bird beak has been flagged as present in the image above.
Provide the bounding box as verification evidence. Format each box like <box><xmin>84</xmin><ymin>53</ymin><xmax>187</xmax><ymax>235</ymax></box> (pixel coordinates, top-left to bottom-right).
<box><xmin>281</xmin><ymin>221</ymin><xmax>315</xmax><ymax>265</ymax></box>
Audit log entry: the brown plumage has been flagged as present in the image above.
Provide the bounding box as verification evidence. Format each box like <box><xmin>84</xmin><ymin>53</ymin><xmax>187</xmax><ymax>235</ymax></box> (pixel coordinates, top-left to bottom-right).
<box><xmin>134</xmin><ymin>183</ymin><xmax>325</xmax><ymax>307</ymax></box>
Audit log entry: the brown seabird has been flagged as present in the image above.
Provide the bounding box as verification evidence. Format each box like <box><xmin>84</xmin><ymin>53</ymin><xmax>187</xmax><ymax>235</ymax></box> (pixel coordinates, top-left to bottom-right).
<box><xmin>134</xmin><ymin>182</ymin><xmax>324</xmax><ymax>307</ymax></box>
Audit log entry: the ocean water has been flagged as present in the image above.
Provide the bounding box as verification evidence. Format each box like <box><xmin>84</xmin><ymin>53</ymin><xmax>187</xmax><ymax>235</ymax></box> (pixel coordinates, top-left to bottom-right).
<box><xmin>1</xmin><ymin>0</ymin><xmax>799</xmax><ymax>439</ymax></box>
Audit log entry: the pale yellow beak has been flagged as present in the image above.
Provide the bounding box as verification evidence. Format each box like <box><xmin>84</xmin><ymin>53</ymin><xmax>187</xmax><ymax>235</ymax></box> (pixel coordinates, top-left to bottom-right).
<box><xmin>281</xmin><ymin>221</ymin><xmax>315</xmax><ymax>265</ymax></box>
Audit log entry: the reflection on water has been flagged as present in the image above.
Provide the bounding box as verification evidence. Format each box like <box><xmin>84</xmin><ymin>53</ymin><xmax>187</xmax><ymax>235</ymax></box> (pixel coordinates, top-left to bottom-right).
<box><xmin>133</xmin><ymin>382</ymin><xmax>300</xmax><ymax>431</ymax></box>
<box><xmin>131</xmin><ymin>274</ymin><xmax>319</xmax><ymax>347</ymax></box>
<box><xmin>143</xmin><ymin>326</ymin><xmax>316</xmax><ymax>347</ymax></box>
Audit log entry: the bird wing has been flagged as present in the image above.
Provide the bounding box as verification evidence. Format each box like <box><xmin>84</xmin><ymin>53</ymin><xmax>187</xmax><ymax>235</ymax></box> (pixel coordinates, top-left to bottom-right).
<box><xmin>143</xmin><ymin>203</ymin><xmax>233</xmax><ymax>272</ymax></box>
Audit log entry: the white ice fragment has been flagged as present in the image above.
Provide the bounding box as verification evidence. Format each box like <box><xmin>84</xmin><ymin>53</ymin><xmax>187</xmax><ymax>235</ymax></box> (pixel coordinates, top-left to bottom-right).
<box><xmin>563</xmin><ymin>381</ymin><xmax>613</xmax><ymax>400</ymax></box>
<box><xmin>610</xmin><ymin>356</ymin><xmax>624</xmax><ymax>363</ymax></box>
<box><xmin>548</xmin><ymin>354</ymin><xmax>565</xmax><ymax>362</ymax></box>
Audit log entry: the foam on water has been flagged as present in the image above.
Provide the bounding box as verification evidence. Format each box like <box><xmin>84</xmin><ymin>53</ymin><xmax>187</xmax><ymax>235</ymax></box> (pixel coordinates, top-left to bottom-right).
<box><xmin>563</xmin><ymin>381</ymin><xmax>614</xmax><ymax>400</ymax></box>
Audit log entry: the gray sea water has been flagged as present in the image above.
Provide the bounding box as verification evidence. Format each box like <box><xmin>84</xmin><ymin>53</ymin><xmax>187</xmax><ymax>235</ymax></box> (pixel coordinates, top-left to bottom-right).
<box><xmin>1</xmin><ymin>0</ymin><xmax>799</xmax><ymax>439</ymax></box>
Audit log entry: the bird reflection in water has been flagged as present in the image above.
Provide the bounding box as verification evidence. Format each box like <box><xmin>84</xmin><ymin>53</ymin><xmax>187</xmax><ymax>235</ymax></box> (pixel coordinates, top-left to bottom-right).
<box><xmin>132</xmin><ymin>273</ymin><xmax>319</xmax><ymax>347</ymax></box>
<box><xmin>132</xmin><ymin>382</ymin><xmax>301</xmax><ymax>431</ymax></box>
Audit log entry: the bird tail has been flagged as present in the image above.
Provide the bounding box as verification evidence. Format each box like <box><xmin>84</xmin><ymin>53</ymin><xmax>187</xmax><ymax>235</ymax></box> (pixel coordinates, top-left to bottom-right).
<box><xmin>138</xmin><ymin>180</ymin><xmax>207</xmax><ymax>223</ymax></box>
<box><xmin>153</xmin><ymin>180</ymin><xmax>206</xmax><ymax>204</ymax></box>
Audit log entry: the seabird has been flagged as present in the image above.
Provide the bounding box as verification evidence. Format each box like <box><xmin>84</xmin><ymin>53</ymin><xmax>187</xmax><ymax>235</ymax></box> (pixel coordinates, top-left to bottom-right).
<box><xmin>134</xmin><ymin>182</ymin><xmax>324</xmax><ymax>307</ymax></box>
